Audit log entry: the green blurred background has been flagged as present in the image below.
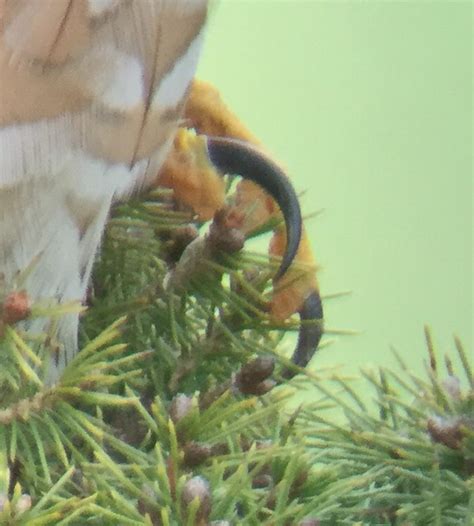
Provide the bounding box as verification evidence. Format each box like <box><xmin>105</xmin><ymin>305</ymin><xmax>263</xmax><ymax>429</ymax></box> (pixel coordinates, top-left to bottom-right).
<box><xmin>197</xmin><ymin>1</ymin><xmax>472</xmax><ymax>378</ymax></box>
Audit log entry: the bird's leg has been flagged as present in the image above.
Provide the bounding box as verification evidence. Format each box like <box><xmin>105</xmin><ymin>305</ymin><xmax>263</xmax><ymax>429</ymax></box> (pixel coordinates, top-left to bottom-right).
<box><xmin>158</xmin><ymin>79</ymin><xmax>324</xmax><ymax>375</ymax></box>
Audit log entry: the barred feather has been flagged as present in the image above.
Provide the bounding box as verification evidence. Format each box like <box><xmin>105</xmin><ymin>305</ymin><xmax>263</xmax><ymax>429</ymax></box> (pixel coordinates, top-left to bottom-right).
<box><xmin>0</xmin><ymin>0</ymin><xmax>208</xmax><ymax>382</ymax></box>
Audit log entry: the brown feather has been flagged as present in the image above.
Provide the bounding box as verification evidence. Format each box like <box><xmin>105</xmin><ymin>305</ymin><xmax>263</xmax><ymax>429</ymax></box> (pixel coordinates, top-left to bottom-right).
<box><xmin>0</xmin><ymin>0</ymin><xmax>209</xmax><ymax>382</ymax></box>
<box><xmin>2</xmin><ymin>0</ymin><xmax>90</xmax><ymax>65</ymax></box>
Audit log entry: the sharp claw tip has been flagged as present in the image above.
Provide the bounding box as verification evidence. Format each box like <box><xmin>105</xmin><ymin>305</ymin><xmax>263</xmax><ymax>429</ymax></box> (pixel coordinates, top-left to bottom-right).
<box><xmin>282</xmin><ymin>290</ymin><xmax>323</xmax><ymax>379</ymax></box>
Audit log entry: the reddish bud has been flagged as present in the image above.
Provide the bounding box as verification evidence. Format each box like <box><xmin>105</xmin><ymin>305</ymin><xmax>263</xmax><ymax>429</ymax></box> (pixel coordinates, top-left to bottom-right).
<box><xmin>2</xmin><ymin>291</ymin><xmax>31</xmax><ymax>324</ymax></box>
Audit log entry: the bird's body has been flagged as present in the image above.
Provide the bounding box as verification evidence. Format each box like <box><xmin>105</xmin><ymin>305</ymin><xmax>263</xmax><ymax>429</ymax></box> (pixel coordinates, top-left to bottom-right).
<box><xmin>0</xmin><ymin>0</ymin><xmax>208</xmax><ymax>381</ymax></box>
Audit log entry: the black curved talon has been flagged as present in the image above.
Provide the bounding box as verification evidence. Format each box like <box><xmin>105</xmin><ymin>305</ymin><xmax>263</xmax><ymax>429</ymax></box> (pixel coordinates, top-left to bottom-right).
<box><xmin>206</xmin><ymin>136</ymin><xmax>302</xmax><ymax>280</ymax></box>
<box><xmin>283</xmin><ymin>290</ymin><xmax>324</xmax><ymax>379</ymax></box>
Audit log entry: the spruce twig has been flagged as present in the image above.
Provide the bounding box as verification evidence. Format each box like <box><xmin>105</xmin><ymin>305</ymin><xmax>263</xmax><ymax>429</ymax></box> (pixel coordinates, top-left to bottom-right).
<box><xmin>0</xmin><ymin>189</ymin><xmax>472</xmax><ymax>525</ymax></box>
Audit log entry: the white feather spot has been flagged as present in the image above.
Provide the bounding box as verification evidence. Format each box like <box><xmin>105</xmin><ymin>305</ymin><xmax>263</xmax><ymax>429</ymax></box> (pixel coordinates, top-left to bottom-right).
<box><xmin>95</xmin><ymin>51</ymin><xmax>144</xmax><ymax>111</ymax></box>
<box><xmin>152</xmin><ymin>29</ymin><xmax>205</xmax><ymax>109</ymax></box>
<box><xmin>62</xmin><ymin>152</ymin><xmax>146</xmax><ymax>206</ymax></box>
<box><xmin>71</xmin><ymin>46</ymin><xmax>144</xmax><ymax>113</ymax></box>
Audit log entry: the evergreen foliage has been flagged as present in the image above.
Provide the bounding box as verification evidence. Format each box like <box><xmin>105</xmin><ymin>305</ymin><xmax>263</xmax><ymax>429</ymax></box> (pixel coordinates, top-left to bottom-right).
<box><xmin>0</xmin><ymin>190</ymin><xmax>472</xmax><ymax>525</ymax></box>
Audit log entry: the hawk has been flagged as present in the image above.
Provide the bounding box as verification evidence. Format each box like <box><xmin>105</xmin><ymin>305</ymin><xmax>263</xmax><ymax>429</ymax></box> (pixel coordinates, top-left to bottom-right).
<box><xmin>0</xmin><ymin>0</ymin><xmax>317</xmax><ymax>384</ymax></box>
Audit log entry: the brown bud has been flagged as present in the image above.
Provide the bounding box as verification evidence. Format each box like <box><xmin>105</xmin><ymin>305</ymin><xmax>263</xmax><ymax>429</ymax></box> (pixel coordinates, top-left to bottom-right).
<box><xmin>252</xmin><ymin>474</ymin><xmax>274</xmax><ymax>489</ymax></box>
<box><xmin>235</xmin><ymin>357</ymin><xmax>276</xmax><ymax>395</ymax></box>
<box><xmin>238</xmin><ymin>356</ymin><xmax>275</xmax><ymax>385</ymax></box>
<box><xmin>427</xmin><ymin>416</ymin><xmax>464</xmax><ymax>449</ymax></box>
<box><xmin>235</xmin><ymin>356</ymin><xmax>276</xmax><ymax>396</ymax></box>
<box><xmin>169</xmin><ymin>394</ymin><xmax>194</xmax><ymax>424</ymax></box>
<box><xmin>181</xmin><ymin>476</ymin><xmax>212</xmax><ymax>523</ymax></box>
<box><xmin>209</xmin><ymin>227</ymin><xmax>245</xmax><ymax>254</ymax></box>
<box><xmin>183</xmin><ymin>442</ymin><xmax>212</xmax><ymax>467</ymax></box>
<box><xmin>2</xmin><ymin>291</ymin><xmax>31</xmax><ymax>324</ymax></box>
<box><xmin>239</xmin><ymin>379</ymin><xmax>276</xmax><ymax>396</ymax></box>
<box><xmin>209</xmin><ymin>209</ymin><xmax>245</xmax><ymax>254</ymax></box>
<box><xmin>182</xmin><ymin>441</ymin><xmax>230</xmax><ymax>469</ymax></box>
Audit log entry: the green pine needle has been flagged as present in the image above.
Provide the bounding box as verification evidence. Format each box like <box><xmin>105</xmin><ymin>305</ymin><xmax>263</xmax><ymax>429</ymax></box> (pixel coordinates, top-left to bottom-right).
<box><xmin>0</xmin><ymin>189</ymin><xmax>472</xmax><ymax>525</ymax></box>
